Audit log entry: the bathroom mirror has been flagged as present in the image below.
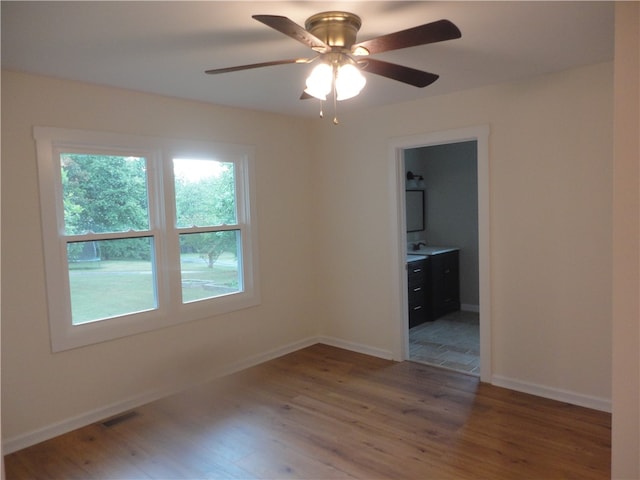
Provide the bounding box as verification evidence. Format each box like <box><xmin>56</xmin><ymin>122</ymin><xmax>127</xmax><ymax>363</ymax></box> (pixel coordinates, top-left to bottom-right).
<box><xmin>406</xmin><ymin>190</ymin><xmax>425</xmax><ymax>232</ymax></box>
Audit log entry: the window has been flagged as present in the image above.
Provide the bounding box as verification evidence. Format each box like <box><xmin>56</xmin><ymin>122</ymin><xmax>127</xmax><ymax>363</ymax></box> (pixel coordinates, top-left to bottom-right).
<box><xmin>34</xmin><ymin>127</ymin><xmax>259</xmax><ymax>352</ymax></box>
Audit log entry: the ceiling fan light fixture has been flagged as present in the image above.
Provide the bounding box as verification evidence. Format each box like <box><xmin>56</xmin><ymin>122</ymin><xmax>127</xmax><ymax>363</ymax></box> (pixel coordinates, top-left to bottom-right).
<box><xmin>335</xmin><ymin>63</ymin><xmax>366</xmax><ymax>101</ymax></box>
<box><xmin>206</xmin><ymin>11</ymin><xmax>461</xmax><ymax>121</ymax></box>
<box><xmin>304</xmin><ymin>58</ymin><xmax>366</xmax><ymax>102</ymax></box>
<box><xmin>304</xmin><ymin>62</ymin><xmax>332</xmax><ymax>100</ymax></box>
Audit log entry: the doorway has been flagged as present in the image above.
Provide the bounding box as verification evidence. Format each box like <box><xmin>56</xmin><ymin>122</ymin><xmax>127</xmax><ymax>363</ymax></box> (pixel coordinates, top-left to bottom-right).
<box><xmin>388</xmin><ymin>125</ymin><xmax>491</xmax><ymax>382</ymax></box>
<box><xmin>405</xmin><ymin>141</ymin><xmax>479</xmax><ymax>374</ymax></box>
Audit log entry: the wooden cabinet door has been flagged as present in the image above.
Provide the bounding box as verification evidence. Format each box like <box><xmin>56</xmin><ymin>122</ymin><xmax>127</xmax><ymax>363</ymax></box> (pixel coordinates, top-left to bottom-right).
<box><xmin>428</xmin><ymin>251</ymin><xmax>460</xmax><ymax>319</ymax></box>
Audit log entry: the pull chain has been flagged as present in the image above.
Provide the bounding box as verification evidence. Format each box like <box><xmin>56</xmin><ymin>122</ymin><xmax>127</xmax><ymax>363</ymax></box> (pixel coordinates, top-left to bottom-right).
<box><xmin>332</xmin><ymin>78</ymin><xmax>339</xmax><ymax>125</ymax></box>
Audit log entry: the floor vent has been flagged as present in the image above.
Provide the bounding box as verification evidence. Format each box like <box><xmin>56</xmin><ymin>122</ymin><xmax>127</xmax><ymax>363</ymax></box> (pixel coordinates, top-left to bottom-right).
<box><xmin>101</xmin><ymin>410</ymin><xmax>139</xmax><ymax>427</ymax></box>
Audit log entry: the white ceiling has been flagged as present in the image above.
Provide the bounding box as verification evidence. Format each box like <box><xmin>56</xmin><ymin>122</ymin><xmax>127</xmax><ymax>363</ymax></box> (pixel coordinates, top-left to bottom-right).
<box><xmin>1</xmin><ymin>1</ymin><xmax>614</xmax><ymax>118</ymax></box>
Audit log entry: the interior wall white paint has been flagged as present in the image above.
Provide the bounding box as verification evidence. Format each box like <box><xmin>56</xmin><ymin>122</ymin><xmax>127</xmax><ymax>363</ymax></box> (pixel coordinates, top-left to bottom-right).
<box><xmin>311</xmin><ymin>62</ymin><xmax>613</xmax><ymax>403</ymax></box>
<box><xmin>611</xmin><ymin>2</ymin><xmax>640</xmax><ymax>478</ymax></box>
<box><xmin>0</xmin><ymin>71</ymin><xmax>317</xmax><ymax>441</ymax></box>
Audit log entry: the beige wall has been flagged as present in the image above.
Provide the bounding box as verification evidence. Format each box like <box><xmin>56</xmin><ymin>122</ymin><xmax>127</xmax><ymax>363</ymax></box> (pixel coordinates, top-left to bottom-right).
<box><xmin>1</xmin><ymin>71</ymin><xmax>317</xmax><ymax>444</ymax></box>
<box><xmin>612</xmin><ymin>2</ymin><xmax>640</xmax><ymax>478</ymax></box>
<box><xmin>2</xmin><ymin>60</ymin><xmax>615</xmax><ymax>450</ymax></box>
<box><xmin>311</xmin><ymin>62</ymin><xmax>613</xmax><ymax>404</ymax></box>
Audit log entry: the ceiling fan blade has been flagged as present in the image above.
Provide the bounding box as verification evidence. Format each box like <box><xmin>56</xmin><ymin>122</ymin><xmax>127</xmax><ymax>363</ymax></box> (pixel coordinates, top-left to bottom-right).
<box><xmin>352</xmin><ymin>19</ymin><xmax>461</xmax><ymax>56</ymax></box>
<box><xmin>360</xmin><ymin>58</ymin><xmax>439</xmax><ymax>88</ymax></box>
<box><xmin>205</xmin><ymin>58</ymin><xmax>309</xmax><ymax>75</ymax></box>
<box><xmin>252</xmin><ymin>15</ymin><xmax>331</xmax><ymax>53</ymax></box>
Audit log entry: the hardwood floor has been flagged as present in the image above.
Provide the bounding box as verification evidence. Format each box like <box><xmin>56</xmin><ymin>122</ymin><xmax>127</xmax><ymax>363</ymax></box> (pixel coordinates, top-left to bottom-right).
<box><xmin>5</xmin><ymin>344</ymin><xmax>611</xmax><ymax>479</ymax></box>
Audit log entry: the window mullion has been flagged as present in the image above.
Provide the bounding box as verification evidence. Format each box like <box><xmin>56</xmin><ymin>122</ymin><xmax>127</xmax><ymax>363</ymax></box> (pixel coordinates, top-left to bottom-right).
<box><xmin>156</xmin><ymin>151</ymin><xmax>183</xmax><ymax>311</ymax></box>
<box><xmin>144</xmin><ymin>149</ymin><xmax>170</xmax><ymax>314</ymax></box>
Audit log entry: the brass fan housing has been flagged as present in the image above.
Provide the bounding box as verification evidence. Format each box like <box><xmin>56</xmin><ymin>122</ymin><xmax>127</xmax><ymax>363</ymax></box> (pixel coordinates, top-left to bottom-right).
<box><xmin>305</xmin><ymin>11</ymin><xmax>362</xmax><ymax>49</ymax></box>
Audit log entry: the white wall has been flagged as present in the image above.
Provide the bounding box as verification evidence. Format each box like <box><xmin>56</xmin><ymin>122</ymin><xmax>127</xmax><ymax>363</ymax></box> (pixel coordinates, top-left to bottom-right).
<box><xmin>611</xmin><ymin>2</ymin><xmax>640</xmax><ymax>478</ymax></box>
<box><xmin>311</xmin><ymin>62</ymin><xmax>613</xmax><ymax>407</ymax></box>
<box><xmin>1</xmin><ymin>71</ymin><xmax>317</xmax><ymax>448</ymax></box>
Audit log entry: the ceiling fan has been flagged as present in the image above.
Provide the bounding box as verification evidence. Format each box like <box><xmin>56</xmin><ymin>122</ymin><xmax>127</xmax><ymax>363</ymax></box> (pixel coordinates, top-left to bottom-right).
<box><xmin>205</xmin><ymin>11</ymin><xmax>461</xmax><ymax>122</ymax></box>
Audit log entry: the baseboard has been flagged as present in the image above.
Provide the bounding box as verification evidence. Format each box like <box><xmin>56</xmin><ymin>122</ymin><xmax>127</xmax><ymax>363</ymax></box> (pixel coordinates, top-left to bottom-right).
<box><xmin>491</xmin><ymin>374</ymin><xmax>612</xmax><ymax>413</ymax></box>
<box><xmin>3</xmin><ymin>387</ymin><xmax>173</xmax><ymax>455</ymax></box>
<box><xmin>2</xmin><ymin>336</ymin><xmax>319</xmax><ymax>455</ymax></box>
<box><xmin>461</xmin><ymin>304</ymin><xmax>480</xmax><ymax>313</ymax></box>
<box><xmin>211</xmin><ymin>336</ymin><xmax>319</xmax><ymax>378</ymax></box>
<box><xmin>317</xmin><ymin>336</ymin><xmax>395</xmax><ymax>360</ymax></box>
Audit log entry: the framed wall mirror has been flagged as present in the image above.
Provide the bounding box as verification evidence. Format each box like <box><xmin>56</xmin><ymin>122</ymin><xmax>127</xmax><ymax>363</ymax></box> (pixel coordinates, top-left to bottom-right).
<box><xmin>406</xmin><ymin>190</ymin><xmax>425</xmax><ymax>232</ymax></box>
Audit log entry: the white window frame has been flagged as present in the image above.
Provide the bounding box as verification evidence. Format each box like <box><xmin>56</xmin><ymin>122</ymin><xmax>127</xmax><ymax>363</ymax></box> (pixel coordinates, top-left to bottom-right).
<box><xmin>34</xmin><ymin>127</ymin><xmax>260</xmax><ymax>352</ymax></box>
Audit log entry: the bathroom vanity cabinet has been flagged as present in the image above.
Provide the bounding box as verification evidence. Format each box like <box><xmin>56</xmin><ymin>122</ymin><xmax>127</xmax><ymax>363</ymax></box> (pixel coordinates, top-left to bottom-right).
<box><xmin>407</xmin><ymin>248</ymin><xmax>460</xmax><ymax>327</ymax></box>
<box><xmin>428</xmin><ymin>249</ymin><xmax>460</xmax><ymax>320</ymax></box>
<box><xmin>407</xmin><ymin>256</ymin><xmax>428</xmax><ymax>328</ymax></box>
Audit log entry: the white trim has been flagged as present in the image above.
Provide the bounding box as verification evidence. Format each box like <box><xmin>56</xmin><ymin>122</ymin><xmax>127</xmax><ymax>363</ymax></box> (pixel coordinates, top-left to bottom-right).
<box><xmin>492</xmin><ymin>375</ymin><xmax>612</xmax><ymax>413</ymax></box>
<box><xmin>388</xmin><ymin>149</ymin><xmax>409</xmax><ymax>362</ymax></box>
<box><xmin>317</xmin><ymin>336</ymin><xmax>395</xmax><ymax>360</ymax></box>
<box><xmin>461</xmin><ymin>304</ymin><xmax>480</xmax><ymax>313</ymax></box>
<box><xmin>2</xmin><ymin>336</ymin><xmax>318</xmax><ymax>455</ymax></box>
<box><xmin>388</xmin><ymin>125</ymin><xmax>492</xmax><ymax>382</ymax></box>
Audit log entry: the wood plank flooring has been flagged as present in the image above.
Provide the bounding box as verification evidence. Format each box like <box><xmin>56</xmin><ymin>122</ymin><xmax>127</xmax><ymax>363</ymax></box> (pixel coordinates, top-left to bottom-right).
<box><xmin>4</xmin><ymin>344</ymin><xmax>611</xmax><ymax>479</ymax></box>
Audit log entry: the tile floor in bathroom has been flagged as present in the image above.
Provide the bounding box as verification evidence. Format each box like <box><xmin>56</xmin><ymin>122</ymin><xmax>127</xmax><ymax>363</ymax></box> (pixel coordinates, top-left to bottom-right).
<box><xmin>409</xmin><ymin>310</ymin><xmax>480</xmax><ymax>375</ymax></box>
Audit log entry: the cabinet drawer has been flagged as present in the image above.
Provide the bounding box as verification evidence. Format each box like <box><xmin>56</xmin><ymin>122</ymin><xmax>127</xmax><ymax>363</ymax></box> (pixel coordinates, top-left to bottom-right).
<box><xmin>408</xmin><ymin>269</ymin><xmax>425</xmax><ymax>285</ymax></box>
<box><xmin>408</xmin><ymin>262</ymin><xmax>426</xmax><ymax>275</ymax></box>
<box><xmin>408</xmin><ymin>298</ymin><xmax>425</xmax><ymax>312</ymax></box>
<box><xmin>407</xmin><ymin>258</ymin><xmax>427</xmax><ymax>287</ymax></box>
<box><xmin>408</xmin><ymin>295</ymin><xmax>424</xmax><ymax>314</ymax></box>
<box><xmin>408</xmin><ymin>303</ymin><xmax>427</xmax><ymax>328</ymax></box>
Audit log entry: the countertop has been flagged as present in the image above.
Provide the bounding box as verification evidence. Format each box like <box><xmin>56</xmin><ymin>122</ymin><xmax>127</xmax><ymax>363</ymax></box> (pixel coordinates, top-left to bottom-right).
<box><xmin>406</xmin><ymin>246</ymin><xmax>459</xmax><ymax>262</ymax></box>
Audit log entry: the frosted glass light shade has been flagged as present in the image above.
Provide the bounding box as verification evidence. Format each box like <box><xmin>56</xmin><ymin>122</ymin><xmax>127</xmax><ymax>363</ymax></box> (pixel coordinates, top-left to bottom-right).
<box><xmin>304</xmin><ymin>63</ymin><xmax>333</xmax><ymax>100</ymax></box>
<box><xmin>335</xmin><ymin>63</ymin><xmax>366</xmax><ymax>101</ymax></box>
